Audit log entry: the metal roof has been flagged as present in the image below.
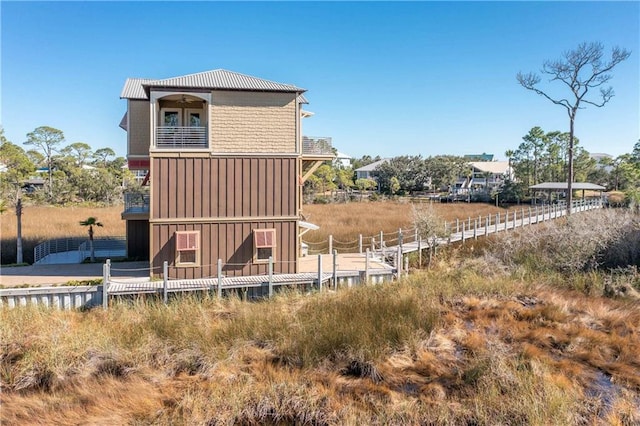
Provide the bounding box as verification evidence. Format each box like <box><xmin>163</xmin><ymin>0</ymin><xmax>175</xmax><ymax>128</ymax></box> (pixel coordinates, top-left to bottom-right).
<box><xmin>470</xmin><ymin>161</ymin><xmax>510</xmax><ymax>174</ymax></box>
<box><xmin>529</xmin><ymin>182</ymin><xmax>606</xmax><ymax>190</ymax></box>
<box><xmin>121</xmin><ymin>69</ymin><xmax>305</xmax><ymax>100</ymax></box>
<box><xmin>120</xmin><ymin>78</ymin><xmax>154</xmax><ymax>99</ymax></box>
<box><xmin>354</xmin><ymin>159</ymin><xmax>390</xmax><ymax>172</ymax></box>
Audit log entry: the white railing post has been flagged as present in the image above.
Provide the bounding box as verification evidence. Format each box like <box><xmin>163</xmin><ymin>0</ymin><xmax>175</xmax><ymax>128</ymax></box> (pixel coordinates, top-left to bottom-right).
<box><xmin>380</xmin><ymin>231</ymin><xmax>384</xmax><ymax>249</ymax></box>
<box><xmin>163</xmin><ymin>261</ymin><xmax>168</xmax><ymax>305</ymax></box>
<box><xmin>364</xmin><ymin>249</ymin><xmax>370</xmax><ymax>285</ymax></box>
<box><xmin>102</xmin><ymin>261</ymin><xmax>109</xmax><ymax>309</ymax></box>
<box><xmin>328</xmin><ymin>235</ymin><xmax>333</xmax><ymax>255</ymax></box>
<box><xmin>461</xmin><ymin>221</ymin><xmax>466</xmax><ymax>243</ymax></box>
<box><xmin>359</xmin><ymin>234</ymin><xmax>363</xmax><ymax>254</ymax></box>
<box><xmin>332</xmin><ymin>250</ymin><xmax>338</xmax><ymax>290</ymax></box>
<box><xmin>396</xmin><ymin>246</ymin><xmax>402</xmax><ymax>278</ymax></box>
<box><xmin>317</xmin><ymin>254</ymin><xmax>323</xmax><ymax>291</ymax></box>
<box><xmin>268</xmin><ymin>256</ymin><xmax>273</xmax><ymax>298</ymax></box>
<box><xmin>474</xmin><ymin>219</ymin><xmax>477</xmax><ymax>239</ymax></box>
<box><xmin>496</xmin><ymin>213</ymin><xmax>499</xmax><ymax>233</ymax></box>
<box><xmin>217</xmin><ymin>259</ymin><xmax>223</xmax><ymax>298</ymax></box>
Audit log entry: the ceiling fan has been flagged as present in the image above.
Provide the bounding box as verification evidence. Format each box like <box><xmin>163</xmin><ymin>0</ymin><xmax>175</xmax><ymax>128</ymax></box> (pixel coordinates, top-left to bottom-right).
<box><xmin>176</xmin><ymin>95</ymin><xmax>194</xmax><ymax>104</ymax></box>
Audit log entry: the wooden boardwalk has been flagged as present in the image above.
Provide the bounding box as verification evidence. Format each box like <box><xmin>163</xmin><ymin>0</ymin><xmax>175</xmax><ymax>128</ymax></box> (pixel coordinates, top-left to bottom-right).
<box><xmin>1</xmin><ymin>199</ymin><xmax>603</xmax><ymax>309</ymax></box>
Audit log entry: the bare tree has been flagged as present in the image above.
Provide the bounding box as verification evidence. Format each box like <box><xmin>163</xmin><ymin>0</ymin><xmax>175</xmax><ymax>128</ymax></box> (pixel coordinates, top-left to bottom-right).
<box><xmin>517</xmin><ymin>42</ymin><xmax>630</xmax><ymax>213</ymax></box>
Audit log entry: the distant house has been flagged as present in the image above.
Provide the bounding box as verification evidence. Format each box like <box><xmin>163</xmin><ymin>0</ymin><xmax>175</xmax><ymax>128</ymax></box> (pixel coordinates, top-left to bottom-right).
<box><xmin>455</xmin><ymin>161</ymin><xmax>510</xmax><ymax>193</ymax></box>
<box><xmin>333</xmin><ymin>151</ymin><xmax>352</xmax><ymax>169</ymax></box>
<box><xmin>119</xmin><ymin>69</ymin><xmax>333</xmax><ymax>279</ymax></box>
<box><xmin>354</xmin><ymin>158</ymin><xmax>389</xmax><ymax>180</ymax></box>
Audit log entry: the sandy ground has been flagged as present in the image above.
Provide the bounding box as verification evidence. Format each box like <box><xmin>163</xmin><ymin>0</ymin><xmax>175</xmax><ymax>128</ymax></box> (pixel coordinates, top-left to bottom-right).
<box><xmin>0</xmin><ymin>262</ymin><xmax>149</xmax><ymax>287</ymax></box>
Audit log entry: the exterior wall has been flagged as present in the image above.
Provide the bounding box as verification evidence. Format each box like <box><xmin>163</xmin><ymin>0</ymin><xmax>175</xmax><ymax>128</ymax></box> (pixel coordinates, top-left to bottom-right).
<box><xmin>128</xmin><ymin>100</ymin><xmax>150</xmax><ymax>157</ymax></box>
<box><xmin>151</xmin><ymin>220</ymin><xmax>297</xmax><ymax>279</ymax></box>
<box><xmin>151</xmin><ymin>156</ymin><xmax>297</xmax><ymax>219</ymax></box>
<box><xmin>126</xmin><ymin>220</ymin><xmax>150</xmax><ymax>260</ymax></box>
<box><xmin>149</xmin><ymin>156</ymin><xmax>299</xmax><ymax>278</ymax></box>
<box><xmin>210</xmin><ymin>91</ymin><xmax>297</xmax><ymax>153</ymax></box>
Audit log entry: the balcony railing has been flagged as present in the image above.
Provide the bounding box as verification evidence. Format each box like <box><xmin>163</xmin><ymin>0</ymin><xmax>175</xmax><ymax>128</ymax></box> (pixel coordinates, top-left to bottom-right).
<box><xmin>156</xmin><ymin>126</ymin><xmax>207</xmax><ymax>149</ymax></box>
<box><xmin>302</xmin><ymin>136</ymin><xmax>334</xmax><ymax>156</ymax></box>
<box><xmin>123</xmin><ymin>192</ymin><xmax>150</xmax><ymax>214</ymax></box>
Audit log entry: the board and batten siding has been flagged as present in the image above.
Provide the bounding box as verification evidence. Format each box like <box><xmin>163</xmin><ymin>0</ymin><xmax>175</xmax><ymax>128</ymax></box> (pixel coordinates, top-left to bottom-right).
<box><xmin>210</xmin><ymin>91</ymin><xmax>297</xmax><ymax>153</ymax></box>
<box><xmin>151</xmin><ymin>220</ymin><xmax>297</xmax><ymax>279</ymax></box>
<box><xmin>149</xmin><ymin>156</ymin><xmax>299</xmax><ymax>279</ymax></box>
<box><xmin>151</xmin><ymin>157</ymin><xmax>298</xmax><ymax>219</ymax></box>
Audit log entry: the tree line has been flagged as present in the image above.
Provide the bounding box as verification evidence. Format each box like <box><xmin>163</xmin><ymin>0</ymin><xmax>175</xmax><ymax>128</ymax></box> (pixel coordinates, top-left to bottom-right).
<box><xmin>0</xmin><ymin>126</ymin><xmax>135</xmax><ymax>209</ymax></box>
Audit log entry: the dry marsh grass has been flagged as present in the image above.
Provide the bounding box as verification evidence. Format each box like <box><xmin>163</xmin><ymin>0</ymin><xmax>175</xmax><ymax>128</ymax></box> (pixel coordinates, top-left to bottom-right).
<box><xmin>2</xmin><ymin>263</ymin><xmax>639</xmax><ymax>424</ymax></box>
<box><xmin>1</xmin><ymin>205</ymin><xmax>125</xmax><ymax>264</ymax></box>
<box><xmin>302</xmin><ymin>200</ymin><xmax>518</xmax><ymax>244</ymax></box>
<box><xmin>1</xmin><ymin>200</ymin><xmax>514</xmax><ymax>264</ymax></box>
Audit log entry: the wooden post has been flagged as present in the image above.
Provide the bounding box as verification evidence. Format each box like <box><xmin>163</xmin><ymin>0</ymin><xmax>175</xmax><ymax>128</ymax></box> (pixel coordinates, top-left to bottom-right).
<box><xmin>332</xmin><ymin>250</ymin><xmax>338</xmax><ymax>290</ymax></box>
<box><xmin>404</xmin><ymin>254</ymin><xmax>409</xmax><ymax>275</ymax></box>
<box><xmin>217</xmin><ymin>259</ymin><xmax>223</xmax><ymax>299</ymax></box>
<box><xmin>485</xmin><ymin>215</ymin><xmax>489</xmax><ymax>235</ymax></box>
<box><xmin>414</xmin><ymin>228</ymin><xmax>418</xmax><ymax>243</ymax></box>
<box><xmin>380</xmin><ymin>231</ymin><xmax>384</xmax><ymax>249</ymax></box>
<box><xmin>328</xmin><ymin>235</ymin><xmax>333</xmax><ymax>255</ymax></box>
<box><xmin>461</xmin><ymin>221</ymin><xmax>465</xmax><ymax>243</ymax></box>
<box><xmin>268</xmin><ymin>256</ymin><xmax>273</xmax><ymax>298</ymax></box>
<box><xmin>317</xmin><ymin>254</ymin><xmax>323</xmax><ymax>291</ymax></box>
<box><xmin>456</xmin><ymin>218</ymin><xmax>460</xmax><ymax>234</ymax></box>
<box><xmin>371</xmin><ymin>237</ymin><xmax>376</xmax><ymax>252</ymax></box>
<box><xmin>398</xmin><ymin>228</ymin><xmax>403</xmax><ymax>252</ymax></box>
<box><xmin>163</xmin><ymin>261</ymin><xmax>168</xmax><ymax>305</ymax></box>
<box><xmin>417</xmin><ymin>236</ymin><xmax>422</xmax><ymax>268</ymax></box>
<box><xmin>102</xmin><ymin>262</ymin><xmax>109</xmax><ymax>309</ymax></box>
<box><xmin>397</xmin><ymin>246</ymin><xmax>402</xmax><ymax>278</ymax></box>
<box><xmin>358</xmin><ymin>234</ymin><xmax>363</xmax><ymax>254</ymax></box>
<box><xmin>474</xmin><ymin>219</ymin><xmax>477</xmax><ymax>239</ymax></box>
<box><xmin>495</xmin><ymin>213</ymin><xmax>499</xmax><ymax>233</ymax></box>
<box><xmin>364</xmin><ymin>249</ymin><xmax>370</xmax><ymax>285</ymax></box>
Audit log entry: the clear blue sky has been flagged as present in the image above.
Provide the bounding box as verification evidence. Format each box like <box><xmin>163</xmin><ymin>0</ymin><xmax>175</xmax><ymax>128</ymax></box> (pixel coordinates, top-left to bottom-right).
<box><xmin>2</xmin><ymin>1</ymin><xmax>638</xmax><ymax>161</ymax></box>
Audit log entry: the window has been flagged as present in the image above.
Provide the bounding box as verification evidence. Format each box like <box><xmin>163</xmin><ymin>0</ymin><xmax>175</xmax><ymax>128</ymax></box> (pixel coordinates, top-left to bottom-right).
<box><xmin>175</xmin><ymin>231</ymin><xmax>200</xmax><ymax>267</ymax></box>
<box><xmin>253</xmin><ymin>228</ymin><xmax>276</xmax><ymax>263</ymax></box>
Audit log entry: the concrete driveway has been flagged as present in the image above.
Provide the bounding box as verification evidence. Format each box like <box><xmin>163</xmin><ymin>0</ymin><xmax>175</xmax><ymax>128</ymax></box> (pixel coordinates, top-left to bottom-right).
<box><xmin>0</xmin><ymin>261</ymin><xmax>149</xmax><ymax>287</ymax></box>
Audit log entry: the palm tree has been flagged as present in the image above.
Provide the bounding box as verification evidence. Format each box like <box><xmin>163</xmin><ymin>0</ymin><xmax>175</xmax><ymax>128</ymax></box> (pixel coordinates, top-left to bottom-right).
<box><xmin>80</xmin><ymin>217</ymin><xmax>103</xmax><ymax>262</ymax></box>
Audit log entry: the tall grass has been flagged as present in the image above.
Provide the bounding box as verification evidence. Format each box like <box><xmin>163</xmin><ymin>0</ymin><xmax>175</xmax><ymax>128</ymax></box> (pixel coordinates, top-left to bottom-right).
<box><xmin>3</xmin><ymin>262</ymin><xmax>639</xmax><ymax>424</ymax></box>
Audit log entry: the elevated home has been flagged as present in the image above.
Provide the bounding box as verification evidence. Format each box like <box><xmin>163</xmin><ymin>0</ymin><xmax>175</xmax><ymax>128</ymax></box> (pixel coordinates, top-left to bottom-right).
<box><xmin>120</xmin><ymin>69</ymin><xmax>333</xmax><ymax>279</ymax></box>
<box><xmin>455</xmin><ymin>161</ymin><xmax>511</xmax><ymax>193</ymax></box>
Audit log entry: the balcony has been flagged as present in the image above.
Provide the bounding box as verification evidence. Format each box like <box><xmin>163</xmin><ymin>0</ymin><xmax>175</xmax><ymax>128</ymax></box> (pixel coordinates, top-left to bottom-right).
<box><xmin>302</xmin><ymin>136</ymin><xmax>334</xmax><ymax>157</ymax></box>
<box><xmin>156</xmin><ymin>126</ymin><xmax>207</xmax><ymax>149</ymax></box>
<box><xmin>122</xmin><ymin>192</ymin><xmax>150</xmax><ymax>219</ymax></box>
<box><xmin>301</xmin><ymin>136</ymin><xmax>336</xmax><ymax>183</ymax></box>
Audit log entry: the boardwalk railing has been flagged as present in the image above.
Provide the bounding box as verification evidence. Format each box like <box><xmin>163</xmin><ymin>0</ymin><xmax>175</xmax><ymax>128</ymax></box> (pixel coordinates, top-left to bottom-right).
<box><xmin>34</xmin><ymin>237</ymin><xmax>126</xmax><ymax>264</ymax></box>
<box><xmin>302</xmin><ymin>199</ymin><xmax>603</xmax><ymax>256</ymax></box>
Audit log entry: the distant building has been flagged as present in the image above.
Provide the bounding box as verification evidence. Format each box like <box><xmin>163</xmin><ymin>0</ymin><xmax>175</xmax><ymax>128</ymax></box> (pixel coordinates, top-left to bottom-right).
<box><xmin>333</xmin><ymin>151</ymin><xmax>352</xmax><ymax>169</ymax></box>
<box><xmin>354</xmin><ymin>158</ymin><xmax>389</xmax><ymax>180</ymax></box>
<box><xmin>455</xmin><ymin>161</ymin><xmax>511</xmax><ymax>193</ymax></box>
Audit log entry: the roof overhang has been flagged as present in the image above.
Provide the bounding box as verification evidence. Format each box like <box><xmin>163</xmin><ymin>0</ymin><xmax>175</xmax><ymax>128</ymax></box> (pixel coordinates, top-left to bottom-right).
<box><xmin>529</xmin><ymin>182</ymin><xmax>606</xmax><ymax>191</ymax></box>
